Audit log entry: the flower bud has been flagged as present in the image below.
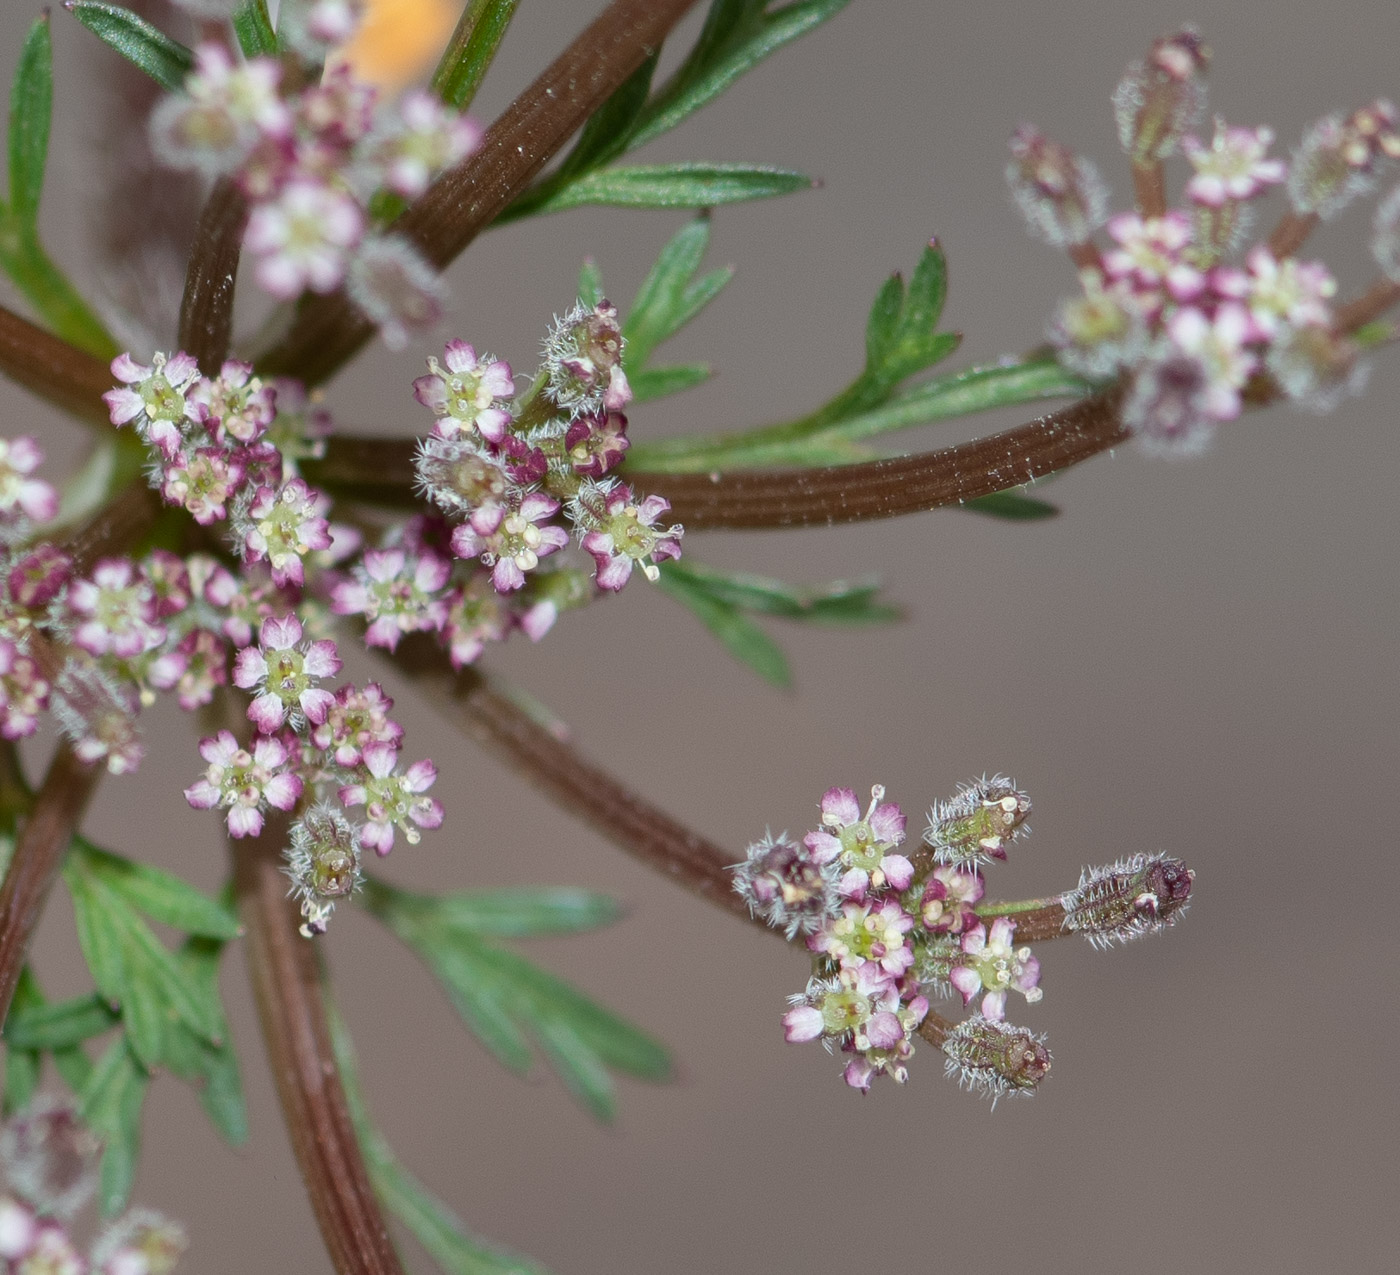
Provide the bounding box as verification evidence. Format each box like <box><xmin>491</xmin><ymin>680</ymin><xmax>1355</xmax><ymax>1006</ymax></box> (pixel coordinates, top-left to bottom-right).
<box><xmin>1265</xmin><ymin>323</ymin><xmax>1368</xmax><ymax>415</ymax></box>
<box><xmin>1007</xmin><ymin>126</ymin><xmax>1109</xmax><ymax>247</ymax></box>
<box><xmin>283</xmin><ymin>803</ymin><xmax>363</xmax><ymax>937</ymax></box>
<box><xmin>0</xmin><ymin>1099</ymin><xmax>101</xmax><ymax>1220</ymax></box>
<box><xmin>1287</xmin><ymin>100</ymin><xmax>1400</xmax><ymax>220</ymax></box>
<box><xmin>731</xmin><ymin>833</ymin><xmax>839</xmax><ymax>938</ymax></box>
<box><xmin>924</xmin><ymin>775</ymin><xmax>1031</xmax><ymax>868</ymax></box>
<box><xmin>543</xmin><ymin>300</ymin><xmax>631</xmax><ymax>414</ymax></box>
<box><xmin>90</xmin><ymin>1207</ymin><xmax>187</xmax><ymax>1274</ymax></box>
<box><xmin>1060</xmin><ymin>853</ymin><xmax>1193</xmax><ymax>949</ymax></box>
<box><xmin>941</xmin><ymin>1014</ymin><xmax>1051</xmax><ymax>1102</ymax></box>
<box><xmin>1112</xmin><ymin>27</ymin><xmax>1210</xmax><ymax>164</ymax></box>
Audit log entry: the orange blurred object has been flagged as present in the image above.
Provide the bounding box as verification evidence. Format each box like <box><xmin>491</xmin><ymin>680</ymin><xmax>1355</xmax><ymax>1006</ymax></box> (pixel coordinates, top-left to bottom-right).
<box><xmin>336</xmin><ymin>0</ymin><xmax>461</xmax><ymax>92</ymax></box>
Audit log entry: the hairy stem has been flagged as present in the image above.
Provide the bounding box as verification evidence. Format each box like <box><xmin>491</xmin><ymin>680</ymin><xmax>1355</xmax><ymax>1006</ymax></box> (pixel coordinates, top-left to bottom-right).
<box><xmin>232</xmin><ymin>821</ymin><xmax>405</xmax><ymax>1275</ymax></box>
<box><xmin>0</xmin><ymin>745</ymin><xmax>99</xmax><ymax>1026</ymax></box>
<box><xmin>975</xmin><ymin>897</ymin><xmax>1069</xmax><ymax>943</ymax></box>
<box><xmin>256</xmin><ymin>0</ymin><xmax>701</xmax><ymax>385</ymax></box>
<box><xmin>178</xmin><ymin>177</ymin><xmax>247</xmax><ymax>369</ymax></box>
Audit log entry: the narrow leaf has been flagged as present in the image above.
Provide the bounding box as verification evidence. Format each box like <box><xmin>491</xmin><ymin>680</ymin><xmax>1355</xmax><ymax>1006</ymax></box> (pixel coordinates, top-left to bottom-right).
<box><xmin>516</xmin><ymin>163</ymin><xmax>812</xmax><ymax>216</ymax></box>
<box><xmin>654</xmin><ymin>568</ymin><xmax>792</xmax><ymax>687</ymax></box>
<box><xmin>432</xmin><ymin>0</ymin><xmax>522</xmax><ymax>112</ymax></box>
<box><xmin>51</xmin><ymin>1046</ymin><xmax>93</xmax><ymax>1095</ymax></box>
<box><xmin>624</xmin><ymin>216</ymin><xmax>713</xmax><ymax>366</ymax></box>
<box><xmin>530</xmin><ymin>1016</ymin><xmax>615</xmax><ymax>1123</ymax></box>
<box><xmin>65</xmin><ymin>3</ymin><xmax>194</xmax><ymax>93</ymax></box>
<box><xmin>9</xmin><ymin>16</ymin><xmax>53</xmax><ymax>228</ymax></box>
<box><xmin>4</xmin><ymin>993</ymin><xmax>119</xmax><ymax>1051</ymax></box>
<box><xmin>576</xmin><ymin>258</ymin><xmax>604</xmax><ymax>309</ymax></box>
<box><xmin>164</xmin><ymin>938</ymin><xmax>247</xmax><ymax>1145</ymax></box>
<box><xmin>230</xmin><ymin>1</ymin><xmax>278</xmax><ymax>58</ymax></box>
<box><xmin>3</xmin><ymin>968</ymin><xmax>44</xmax><ymax>1115</ymax></box>
<box><xmin>661</xmin><ymin>560</ymin><xmax>900</xmax><ymax>624</ymax></box>
<box><xmin>962</xmin><ymin>490</ymin><xmax>1059</xmax><ymax>520</ymax></box>
<box><xmin>65</xmin><ymin>863</ymin><xmax>127</xmax><ymax>1008</ymax></box>
<box><xmin>76</xmin><ymin>840</ymin><xmax>240</xmax><ymax>939</ymax></box>
<box><xmin>863</xmin><ymin>272</ymin><xmax>903</xmax><ymax>368</ymax></box>
<box><xmin>630</xmin><ymin>0</ymin><xmax>851</xmax><ymax>149</ymax></box>
<box><xmin>412</xmin><ymin>887</ymin><xmax>623</xmax><ymax>938</ymax></box>
<box><xmin>80</xmin><ymin>1037</ymin><xmax>149</xmax><ymax>1216</ymax></box>
<box><xmin>627</xmin><ymin>363</ymin><xmax>712</xmax><ymax>403</ymax></box>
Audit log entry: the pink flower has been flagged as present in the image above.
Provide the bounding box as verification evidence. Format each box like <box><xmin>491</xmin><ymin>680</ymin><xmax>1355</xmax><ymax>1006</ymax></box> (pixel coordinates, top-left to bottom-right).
<box><xmin>950</xmin><ymin>917</ymin><xmax>1043</xmax><ymax>1021</ymax></box>
<box><xmin>572</xmin><ymin>481</ymin><xmax>683</xmax><ymax>590</ymax></box>
<box><xmin>0</xmin><ymin>437</ymin><xmax>57</xmax><ymax>525</ymax></box>
<box><xmin>920</xmin><ymin>866</ymin><xmax>985</xmax><ymax>934</ymax></box>
<box><xmin>1103</xmin><ymin>212</ymin><xmax>1204</xmax><ymax>304</ymax></box>
<box><xmin>184</xmin><ymin>729</ymin><xmax>302</xmax><ymax>838</ymax></box>
<box><xmin>808</xmin><ymin>898</ymin><xmax>915</xmax><ymax>980</ymax></box>
<box><xmin>232</xmin><ymin>615</ymin><xmax>341</xmax><ymax>733</ymax></box>
<box><xmin>310</xmin><ymin>682</ymin><xmax>403</xmax><ymax>768</ymax></box>
<box><xmin>103</xmin><ymin>351</ymin><xmax>205</xmax><ymax>457</ymax></box>
<box><xmin>331</xmin><ymin>548</ymin><xmax>450</xmax><ymax>649</ymax></box>
<box><xmin>1182</xmin><ymin>122</ymin><xmax>1285</xmax><ymax>206</ymax></box>
<box><xmin>451</xmin><ymin>493</ymin><xmax>568</xmax><ymax>593</ymax></box>
<box><xmin>412</xmin><ymin>341</ymin><xmax>515</xmax><ymax>442</ymax></box>
<box><xmin>364</xmin><ymin>90</ymin><xmax>483</xmax><ymax>199</ymax></box>
<box><xmin>337</xmin><ymin>742</ymin><xmax>442</xmax><ymax>854</ymax></box>
<box><xmin>66</xmin><ymin>559</ymin><xmax>165</xmax><ymax>659</ymax></box>
<box><xmin>236</xmin><ymin>479</ymin><xmax>333</xmax><ymax>587</ymax></box>
<box><xmin>1164</xmin><ymin>303</ymin><xmax>1257</xmax><ymax>420</ymax></box>
<box><xmin>564</xmin><ymin>410</ymin><xmax>630</xmax><ymax>478</ymax></box>
<box><xmin>245</xmin><ymin>179</ymin><xmax>364</xmax><ymax>298</ymax></box>
<box><xmin>345</xmin><ymin>234</ymin><xmax>445</xmax><ymax>350</ymax></box>
<box><xmin>802</xmin><ymin>783</ymin><xmax>910</xmax><ymax>898</ymax></box>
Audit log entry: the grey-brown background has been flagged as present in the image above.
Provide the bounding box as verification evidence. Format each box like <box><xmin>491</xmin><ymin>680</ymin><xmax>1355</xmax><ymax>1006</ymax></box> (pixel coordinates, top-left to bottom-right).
<box><xmin>5</xmin><ymin>0</ymin><xmax>1398</xmax><ymax>1270</ymax></box>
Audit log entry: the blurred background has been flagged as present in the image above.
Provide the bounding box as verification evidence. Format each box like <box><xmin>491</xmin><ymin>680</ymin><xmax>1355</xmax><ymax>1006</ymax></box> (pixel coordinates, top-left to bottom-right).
<box><xmin>4</xmin><ymin>0</ymin><xmax>1399</xmax><ymax>1270</ymax></box>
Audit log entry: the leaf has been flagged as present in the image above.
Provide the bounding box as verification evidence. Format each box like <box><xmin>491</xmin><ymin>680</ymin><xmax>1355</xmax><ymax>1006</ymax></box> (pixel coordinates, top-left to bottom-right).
<box><xmin>630</xmin><ymin>0</ymin><xmax>852</xmax><ymax>149</ymax></box>
<box><xmin>576</xmin><ymin>257</ymin><xmax>604</xmax><ymax>309</ymax></box>
<box><xmin>404</xmin><ymin>888</ymin><xmax>623</xmax><ymax>938</ymax></box>
<box><xmin>4</xmin><ymin>992</ymin><xmax>119</xmax><ymax>1052</ymax></box>
<box><xmin>3</xmin><ymin>968</ymin><xmax>44</xmax><ymax>1115</ymax></box>
<box><xmin>359</xmin><ymin>879</ymin><xmax>671</xmax><ymax>1121</ymax></box>
<box><xmin>432</xmin><ymin>0</ymin><xmax>522</xmax><ymax>112</ymax></box>
<box><xmin>230</xmin><ymin>1</ymin><xmax>278</xmax><ymax>59</ymax></box>
<box><xmin>160</xmin><ymin>939</ymin><xmax>247</xmax><ymax>1146</ymax></box>
<box><xmin>623</xmin><ymin>217</ymin><xmax>733</xmax><ymax>370</ymax></box>
<box><xmin>9</xmin><ymin>16</ymin><xmax>52</xmax><ymax>228</ymax></box>
<box><xmin>627</xmin><ymin>363</ymin><xmax>712</xmax><ymax>403</ymax></box>
<box><xmin>515</xmin><ymin>163</ymin><xmax>812</xmax><ymax>216</ymax></box>
<box><xmin>80</xmin><ymin>1037</ymin><xmax>149</xmax><ymax>1217</ymax></box>
<box><xmin>654</xmin><ymin>566</ymin><xmax>792</xmax><ymax>687</ymax></box>
<box><xmin>661</xmin><ymin>560</ymin><xmax>902</xmax><ymax>624</ymax></box>
<box><xmin>75</xmin><ymin>839</ymin><xmax>240</xmax><ymax>940</ymax></box>
<box><xmin>329</xmin><ymin>1005</ymin><xmax>548</xmax><ymax>1275</ymax></box>
<box><xmin>962</xmin><ymin>490</ymin><xmax>1059</xmax><ymax>521</ymax></box>
<box><xmin>65</xmin><ymin>862</ymin><xmax>127</xmax><ymax>1008</ymax></box>
<box><xmin>65</xmin><ymin>3</ymin><xmax>194</xmax><ymax>93</ymax></box>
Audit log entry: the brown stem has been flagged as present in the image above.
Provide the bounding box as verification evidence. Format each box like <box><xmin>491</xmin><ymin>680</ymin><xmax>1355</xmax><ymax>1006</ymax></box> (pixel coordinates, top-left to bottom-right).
<box><xmin>1068</xmin><ymin>241</ymin><xmax>1103</xmax><ymax>273</ymax></box>
<box><xmin>0</xmin><ymin>304</ymin><xmax>112</xmax><ymax>426</ymax></box>
<box><xmin>232</xmin><ymin>821</ymin><xmax>405</xmax><ymax>1275</ymax></box>
<box><xmin>0</xmin><ymin>745</ymin><xmax>100</xmax><ymax>1026</ymax></box>
<box><xmin>1266</xmin><ymin>209</ymin><xmax>1319</xmax><ymax>260</ymax></box>
<box><xmin>306</xmin><ymin>387</ymin><xmax>1128</xmax><ymax>528</ymax></box>
<box><xmin>178</xmin><ymin>177</ymin><xmax>247</xmax><ymax>369</ymax></box>
<box><xmin>256</xmin><ymin>0</ymin><xmax>702</xmax><ymax>385</ymax></box>
<box><xmin>1132</xmin><ymin>160</ymin><xmax>1166</xmax><ymax>218</ymax></box>
<box><xmin>59</xmin><ymin>479</ymin><xmax>163</xmax><ymax>576</ymax></box>
<box><xmin>1335</xmin><ymin>277</ymin><xmax>1400</xmax><ymax>334</ymax></box>
<box><xmin>975</xmin><ymin>900</ymin><xmax>1069</xmax><ymax>943</ymax></box>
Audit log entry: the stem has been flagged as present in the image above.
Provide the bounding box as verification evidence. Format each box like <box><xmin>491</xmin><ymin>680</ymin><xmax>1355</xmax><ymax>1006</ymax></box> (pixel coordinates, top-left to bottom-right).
<box><xmin>305</xmin><ymin>386</ymin><xmax>1127</xmax><ymax>527</ymax></box>
<box><xmin>0</xmin><ymin>302</ymin><xmax>113</xmax><ymax>426</ymax></box>
<box><xmin>975</xmin><ymin>897</ymin><xmax>1069</xmax><ymax>943</ymax></box>
<box><xmin>0</xmin><ymin>744</ymin><xmax>100</xmax><ymax>1026</ymax></box>
<box><xmin>232</xmin><ymin>821</ymin><xmax>405</xmax><ymax>1275</ymax></box>
<box><xmin>178</xmin><ymin>177</ymin><xmax>247</xmax><ymax>369</ymax></box>
<box><xmin>1266</xmin><ymin>209</ymin><xmax>1319</xmax><ymax>260</ymax></box>
<box><xmin>1335</xmin><ymin>277</ymin><xmax>1400</xmax><ymax>334</ymax></box>
<box><xmin>1132</xmin><ymin>160</ymin><xmax>1166</xmax><ymax>217</ymax></box>
<box><xmin>256</xmin><ymin>0</ymin><xmax>702</xmax><ymax>385</ymax></box>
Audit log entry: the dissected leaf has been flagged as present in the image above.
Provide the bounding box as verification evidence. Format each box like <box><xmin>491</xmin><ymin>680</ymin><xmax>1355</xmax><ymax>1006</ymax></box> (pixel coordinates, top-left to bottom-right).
<box><xmin>80</xmin><ymin>1037</ymin><xmax>149</xmax><ymax>1216</ymax></box>
<box><xmin>3</xmin><ymin>968</ymin><xmax>44</xmax><ymax>1115</ymax></box>
<box><xmin>359</xmin><ymin>879</ymin><xmax>670</xmax><ymax>1122</ymax></box>
<box><xmin>9</xmin><ymin>16</ymin><xmax>52</xmax><ymax>228</ymax></box>
<box><xmin>75</xmin><ymin>839</ymin><xmax>240</xmax><ymax>940</ymax></box>
<box><xmin>624</xmin><ymin>218</ymin><xmax>732</xmax><ymax>367</ymax></box>
<box><xmin>407</xmin><ymin>888</ymin><xmax>623</xmax><ymax>937</ymax></box>
<box><xmin>626</xmin><ymin>363</ymin><xmax>713</xmax><ymax>403</ymax></box>
<box><xmin>230</xmin><ymin>1</ymin><xmax>278</xmax><ymax>59</ymax></box>
<box><xmin>662</xmin><ymin>560</ymin><xmax>901</xmax><ymax>624</ymax></box>
<box><xmin>654</xmin><ymin>567</ymin><xmax>792</xmax><ymax>687</ymax></box>
<box><xmin>518</xmin><ymin>163</ymin><xmax>812</xmax><ymax>216</ymax></box>
<box><xmin>962</xmin><ymin>490</ymin><xmax>1059</xmax><ymax>520</ymax></box>
<box><xmin>65</xmin><ymin>3</ymin><xmax>194</xmax><ymax>92</ymax></box>
<box><xmin>4</xmin><ymin>992</ymin><xmax>119</xmax><ymax>1052</ymax></box>
<box><xmin>433</xmin><ymin>0</ymin><xmax>523</xmax><ymax>111</ymax></box>
<box><xmin>630</xmin><ymin>0</ymin><xmax>851</xmax><ymax>149</ymax></box>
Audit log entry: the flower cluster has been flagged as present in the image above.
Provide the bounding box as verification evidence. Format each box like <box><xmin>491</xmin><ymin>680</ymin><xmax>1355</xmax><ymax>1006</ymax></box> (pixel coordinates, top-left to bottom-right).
<box><xmin>331</xmin><ymin>301</ymin><xmax>683</xmax><ymax>667</ymax></box>
<box><xmin>1011</xmin><ymin>26</ymin><xmax>1400</xmax><ymax>453</ymax></box>
<box><xmin>0</xmin><ymin>1098</ymin><xmax>185</xmax><ymax>1273</ymax></box>
<box><xmin>151</xmin><ymin>10</ymin><xmax>481</xmax><ymax>344</ymax></box>
<box><xmin>734</xmin><ymin>781</ymin><xmax>1043</xmax><ymax>1094</ymax></box>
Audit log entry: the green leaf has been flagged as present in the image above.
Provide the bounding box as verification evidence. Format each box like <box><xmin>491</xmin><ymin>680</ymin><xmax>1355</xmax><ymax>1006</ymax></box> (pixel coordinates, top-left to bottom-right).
<box><xmin>9</xmin><ymin>16</ymin><xmax>52</xmax><ymax>228</ymax></box>
<box><xmin>3</xmin><ymin>968</ymin><xmax>44</xmax><ymax>1115</ymax></box>
<box><xmin>65</xmin><ymin>3</ymin><xmax>194</xmax><ymax>92</ymax></box>
<box><xmin>80</xmin><ymin>1037</ymin><xmax>149</xmax><ymax>1217</ymax></box>
<box><xmin>654</xmin><ymin>566</ymin><xmax>792</xmax><ymax>687</ymax></box>
<box><xmin>512</xmin><ymin>163</ymin><xmax>812</xmax><ymax>216</ymax></box>
<box><xmin>329</xmin><ymin>1006</ymin><xmax>548</xmax><ymax>1275</ymax></box>
<box><xmin>576</xmin><ymin>258</ymin><xmax>604</xmax><ymax>309</ymax></box>
<box><xmin>359</xmin><ymin>879</ymin><xmax>671</xmax><ymax>1121</ymax></box>
<box><xmin>4</xmin><ymin>992</ymin><xmax>119</xmax><ymax>1052</ymax></box>
<box><xmin>962</xmin><ymin>490</ymin><xmax>1059</xmax><ymax>521</ymax></box>
<box><xmin>627</xmin><ymin>363</ymin><xmax>712</xmax><ymax>403</ymax></box>
<box><xmin>75</xmin><ymin>839</ymin><xmax>240</xmax><ymax>940</ymax></box>
<box><xmin>623</xmin><ymin>217</ymin><xmax>733</xmax><ymax>370</ymax></box>
<box><xmin>630</xmin><ymin>0</ymin><xmax>851</xmax><ymax>149</ymax></box>
<box><xmin>401</xmin><ymin>888</ymin><xmax>623</xmax><ymax>938</ymax></box>
<box><xmin>230</xmin><ymin>1</ymin><xmax>278</xmax><ymax>58</ymax></box>
<box><xmin>65</xmin><ymin>862</ymin><xmax>127</xmax><ymax>1008</ymax></box>
<box><xmin>660</xmin><ymin>560</ymin><xmax>901</xmax><ymax>624</ymax></box>
<box><xmin>432</xmin><ymin>0</ymin><xmax>522</xmax><ymax>112</ymax></box>
<box><xmin>51</xmin><ymin>1045</ymin><xmax>93</xmax><ymax>1096</ymax></box>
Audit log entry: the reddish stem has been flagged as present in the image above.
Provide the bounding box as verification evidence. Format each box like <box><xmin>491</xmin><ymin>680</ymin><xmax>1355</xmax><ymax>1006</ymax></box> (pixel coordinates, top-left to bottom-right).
<box><xmin>257</xmin><ymin>0</ymin><xmax>702</xmax><ymax>386</ymax></box>
<box><xmin>178</xmin><ymin>177</ymin><xmax>247</xmax><ymax>369</ymax></box>
<box><xmin>1266</xmin><ymin>210</ymin><xmax>1319</xmax><ymax>260</ymax></box>
<box><xmin>1132</xmin><ymin>160</ymin><xmax>1166</xmax><ymax>217</ymax></box>
<box><xmin>0</xmin><ymin>304</ymin><xmax>112</xmax><ymax>426</ymax></box>
<box><xmin>1335</xmin><ymin>277</ymin><xmax>1400</xmax><ymax>334</ymax></box>
<box><xmin>232</xmin><ymin>821</ymin><xmax>405</xmax><ymax>1275</ymax></box>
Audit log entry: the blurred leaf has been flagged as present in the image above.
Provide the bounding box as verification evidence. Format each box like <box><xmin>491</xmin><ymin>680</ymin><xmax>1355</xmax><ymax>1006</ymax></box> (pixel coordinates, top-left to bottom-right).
<box><xmin>230</xmin><ymin>1</ymin><xmax>278</xmax><ymax>58</ymax></box>
<box><xmin>9</xmin><ymin>16</ymin><xmax>51</xmax><ymax>229</ymax></box>
<box><xmin>330</xmin><ymin>1005</ymin><xmax>547</xmax><ymax>1275</ymax></box>
<box><xmin>654</xmin><ymin>566</ymin><xmax>792</xmax><ymax>687</ymax></box>
<box><xmin>79</xmin><ymin>1037</ymin><xmax>148</xmax><ymax>1216</ymax></box>
<box><xmin>576</xmin><ymin>257</ymin><xmax>604</xmax><ymax>308</ymax></box>
<box><xmin>65</xmin><ymin>3</ymin><xmax>194</xmax><ymax>92</ymax></box>
<box><xmin>359</xmin><ymin>878</ymin><xmax>670</xmax><ymax>1122</ymax></box>
<box><xmin>396</xmin><ymin>887</ymin><xmax>624</xmax><ymax>938</ymax></box>
<box><xmin>433</xmin><ymin>0</ymin><xmax>522</xmax><ymax>111</ymax></box>
<box><xmin>3</xmin><ymin>968</ymin><xmax>44</xmax><ymax>1115</ymax></box>
<box><xmin>962</xmin><ymin>490</ymin><xmax>1059</xmax><ymax>521</ymax></box>
<box><xmin>630</xmin><ymin>0</ymin><xmax>852</xmax><ymax>149</ymax></box>
<box><xmin>4</xmin><ymin>992</ymin><xmax>119</xmax><ymax>1052</ymax></box>
<box><xmin>628</xmin><ymin>363</ymin><xmax>712</xmax><ymax>403</ymax></box>
<box><xmin>75</xmin><ymin>838</ymin><xmax>240</xmax><ymax>940</ymax></box>
<box><xmin>662</xmin><ymin>560</ymin><xmax>902</xmax><ymax>623</ymax></box>
<box><xmin>515</xmin><ymin>163</ymin><xmax>811</xmax><ymax>216</ymax></box>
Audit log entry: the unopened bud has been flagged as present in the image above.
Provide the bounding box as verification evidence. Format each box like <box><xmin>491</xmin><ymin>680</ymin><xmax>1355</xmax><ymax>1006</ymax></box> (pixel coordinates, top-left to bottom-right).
<box><xmin>1266</xmin><ymin>323</ymin><xmax>1368</xmax><ymax>414</ymax></box>
<box><xmin>1007</xmin><ymin>126</ymin><xmax>1109</xmax><ymax>247</ymax></box>
<box><xmin>942</xmin><ymin>1015</ymin><xmax>1050</xmax><ymax>1102</ymax></box>
<box><xmin>1060</xmin><ymin>853</ymin><xmax>1193</xmax><ymax>949</ymax></box>
<box><xmin>91</xmin><ymin>1207</ymin><xmax>187</xmax><ymax>1274</ymax></box>
<box><xmin>0</xmin><ymin>1099</ymin><xmax>101</xmax><ymax>1220</ymax></box>
<box><xmin>924</xmin><ymin>775</ymin><xmax>1031</xmax><ymax>868</ymax></box>
<box><xmin>543</xmin><ymin>300</ymin><xmax>631</xmax><ymax>414</ymax></box>
<box><xmin>283</xmin><ymin>803</ymin><xmax>363</xmax><ymax>938</ymax></box>
<box><xmin>731</xmin><ymin>833</ymin><xmax>838</xmax><ymax>939</ymax></box>
<box><xmin>1288</xmin><ymin>100</ymin><xmax>1400</xmax><ymax>220</ymax></box>
<box><xmin>1112</xmin><ymin>27</ymin><xmax>1210</xmax><ymax>164</ymax></box>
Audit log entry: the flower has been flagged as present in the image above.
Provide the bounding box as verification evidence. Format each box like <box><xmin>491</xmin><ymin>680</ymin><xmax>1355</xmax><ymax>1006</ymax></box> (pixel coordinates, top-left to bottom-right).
<box><xmin>103</xmin><ymin>352</ymin><xmax>205</xmax><ymax>458</ymax></box>
<box><xmin>235</xmin><ymin>479</ymin><xmax>333</xmax><ymax>587</ymax></box>
<box><xmin>331</xmin><ymin>547</ymin><xmax>450</xmax><ymax>649</ymax></box>
<box><xmin>363</xmin><ymin>89</ymin><xmax>482</xmax><ymax>198</ymax></box>
<box><xmin>1182</xmin><ymin>121</ymin><xmax>1284</xmax><ymax>206</ymax></box>
<box><xmin>808</xmin><ymin>897</ymin><xmax>916</xmax><ymax>981</ymax></box>
<box><xmin>801</xmin><ymin>783</ymin><xmax>912</xmax><ymax>899</ymax></box>
<box><xmin>1006</xmin><ymin>125</ymin><xmax>1109</xmax><ymax>247</ymax></box>
<box><xmin>309</xmin><ymin>682</ymin><xmax>403</xmax><ymax>767</ymax></box>
<box><xmin>542</xmin><ymin>300</ymin><xmax>631</xmax><ymax>413</ymax></box>
<box><xmin>232</xmin><ymin>614</ymin><xmax>342</xmax><ymax>732</ymax></box>
<box><xmin>345</xmin><ymin>233</ymin><xmax>445</xmax><ymax>349</ymax></box>
<box><xmin>570</xmin><ymin>480</ymin><xmax>683</xmax><ymax>589</ymax></box>
<box><xmin>337</xmin><ymin>742</ymin><xmax>442</xmax><ymax>853</ymax></box>
<box><xmin>283</xmin><ymin>803</ymin><xmax>363</xmax><ymax>936</ymax></box>
<box><xmin>919</xmin><ymin>865</ymin><xmax>984</xmax><ymax>935</ymax></box>
<box><xmin>451</xmin><ymin>492</ymin><xmax>569</xmax><ymax>593</ymax></box>
<box><xmin>731</xmin><ymin>832</ymin><xmax>840</xmax><ymax>938</ymax></box>
<box><xmin>949</xmin><ymin>917</ymin><xmax>1043</xmax><ymax>1021</ymax></box>
<box><xmin>0</xmin><ymin>437</ymin><xmax>57</xmax><ymax>526</ymax></box>
<box><xmin>66</xmin><ymin>559</ymin><xmax>165</xmax><ymax>660</ymax></box>
<box><xmin>244</xmin><ymin>179</ymin><xmax>365</xmax><ymax>298</ymax></box>
<box><xmin>184</xmin><ymin>729</ymin><xmax>303</xmax><ymax>837</ymax></box>
<box><xmin>412</xmin><ymin>341</ymin><xmax>515</xmax><ymax>442</ymax></box>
